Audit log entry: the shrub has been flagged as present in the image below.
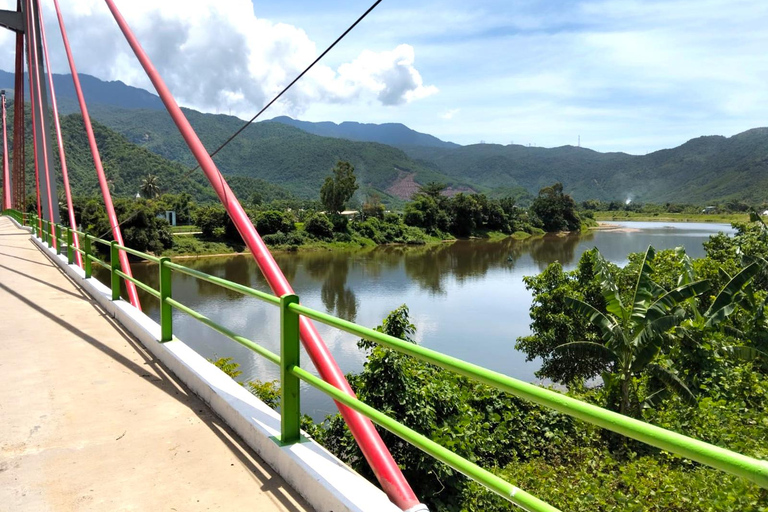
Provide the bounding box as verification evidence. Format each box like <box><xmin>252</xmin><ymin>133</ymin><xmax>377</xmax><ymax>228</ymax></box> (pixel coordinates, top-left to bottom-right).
<box><xmin>305</xmin><ymin>213</ymin><xmax>334</xmax><ymax>239</ymax></box>
<box><xmin>256</xmin><ymin>210</ymin><xmax>295</xmax><ymax>235</ymax></box>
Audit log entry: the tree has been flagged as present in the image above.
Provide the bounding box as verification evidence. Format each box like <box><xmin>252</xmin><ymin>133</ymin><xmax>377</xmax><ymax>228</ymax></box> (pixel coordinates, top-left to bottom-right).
<box><xmin>195</xmin><ymin>205</ymin><xmax>227</xmax><ymax>238</ymax></box>
<box><xmin>449</xmin><ymin>192</ymin><xmax>483</xmax><ymax>236</ymax></box>
<box><xmin>140</xmin><ymin>174</ymin><xmax>161</xmax><ymax>198</ymax></box>
<box><xmin>361</xmin><ymin>192</ymin><xmax>385</xmax><ymax>219</ymax></box>
<box><xmin>304</xmin><ymin>213</ymin><xmax>334</xmax><ymax>239</ymax></box>
<box><xmin>320</xmin><ymin>161</ymin><xmax>358</xmax><ymax>214</ymax></box>
<box><xmin>530</xmin><ymin>182</ymin><xmax>580</xmax><ymax>233</ymax></box>
<box><xmin>255</xmin><ymin>210</ymin><xmax>295</xmax><ymax>235</ymax></box>
<box><xmin>559</xmin><ymin>247</ymin><xmax>710</xmax><ymax>416</ymax></box>
<box><xmin>416</xmin><ymin>181</ymin><xmax>447</xmax><ymax>201</ymax></box>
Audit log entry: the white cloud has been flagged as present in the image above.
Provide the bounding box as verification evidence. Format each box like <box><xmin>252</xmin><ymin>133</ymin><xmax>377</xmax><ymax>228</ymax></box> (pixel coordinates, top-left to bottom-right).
<box><xmin>440</xmin><ymin>108</ymin><xmax>460</xmax><ymax>120</ymax></box>
<box><xmin>0</xmin><ymin>0</ymin><xmax>436</xmax><ymax>118</ymax></box>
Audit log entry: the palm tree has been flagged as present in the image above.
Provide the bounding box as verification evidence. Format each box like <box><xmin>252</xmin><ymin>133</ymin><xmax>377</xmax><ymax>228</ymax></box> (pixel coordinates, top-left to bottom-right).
<box><xmin>557</xmin><ymin>246</ymin><xmax>710</xmax><ymax>416</ymax></box>
<box><xmin>140</xmin><ymin>174</ymin><xmax>160</xmax><ymax>199</ymax></box>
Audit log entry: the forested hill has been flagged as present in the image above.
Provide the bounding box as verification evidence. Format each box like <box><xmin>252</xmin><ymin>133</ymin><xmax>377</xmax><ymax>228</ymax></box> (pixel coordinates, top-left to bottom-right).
<box><xmin>5</xmin><ymin>105</ymin><xmax>295</xmax><ymax>204</ymax></box>
<box><xmin>3</xmin><ymin>69</ymin><xmax>768</xmax><ymax>204</ymax></box>
<box><xmin>0</xmin><ymin>70</ymin><xmax>164</xmax><ymax>111</ymax></box>
<box><xmin>269</xmin><ymin>116</ymin><xmax>459</xmax><ymax>148</ymax></box>
<box><xmin>402</xmin><ymin>128</ymin><xmax>768</xmax><ymax>203</ymax></box>
<box><xmin>83</xmin><ymin>104</ymin><xmax>469</xmax><ymax>200</ymax></box>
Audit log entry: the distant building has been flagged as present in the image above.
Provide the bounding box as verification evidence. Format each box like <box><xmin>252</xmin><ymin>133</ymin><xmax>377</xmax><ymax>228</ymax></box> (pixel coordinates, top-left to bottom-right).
<box><xmin>701</xmin><ymin>206</ymin><xmax>716</xmax><ymax>214</ymax></box>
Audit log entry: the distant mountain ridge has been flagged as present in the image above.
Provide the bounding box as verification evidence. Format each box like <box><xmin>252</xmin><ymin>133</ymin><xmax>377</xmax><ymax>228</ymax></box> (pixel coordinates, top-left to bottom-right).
<box><xmin>2</xmin><ymin>69</ymin><xmax>767</xmax><ymax>204</ymax></box>
<box><xmin>269</xmin><ymin>116</ymin><xmax>459</xmax><ymax>149</ymax></box>
<box><xmin>0</xmin><ymin>70</ymin><xmax>164</xmax><ymax>111</ymax></box>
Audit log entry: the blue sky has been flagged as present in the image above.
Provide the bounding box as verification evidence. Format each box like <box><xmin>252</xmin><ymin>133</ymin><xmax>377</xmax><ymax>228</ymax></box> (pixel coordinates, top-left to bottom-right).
<box><xmin>1</xmin><ymin>0</ymin><xmax>767</xmax><ymax>154</ymax></box>
<box><xmin>252</xmin><ymin>0</ymin><xmax>768</xmax><ymax>153</ymax></box>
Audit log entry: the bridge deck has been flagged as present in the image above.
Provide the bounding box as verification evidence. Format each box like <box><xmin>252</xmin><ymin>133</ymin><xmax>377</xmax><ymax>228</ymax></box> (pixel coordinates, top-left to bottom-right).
<box><xmin>0</xmin><ymin>217</ymin><xmax>311</xmax><ymax>512</ymax></box>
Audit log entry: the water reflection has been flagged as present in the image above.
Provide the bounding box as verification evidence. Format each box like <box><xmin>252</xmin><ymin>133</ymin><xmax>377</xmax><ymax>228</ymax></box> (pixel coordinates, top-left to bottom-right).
<box><xmin>303</xmin><ymin>253</ymin><xmax>358</xmax><ymax>321</ymax></box>
<box><xmin>106</xmin><ymin>221</ymin><xmax>733</xmax><ymax>419</ymax></box>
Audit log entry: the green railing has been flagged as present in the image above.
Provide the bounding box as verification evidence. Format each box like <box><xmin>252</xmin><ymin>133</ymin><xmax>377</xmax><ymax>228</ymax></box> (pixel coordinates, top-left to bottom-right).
<box><xmin>4</xmin><ymin>209</ymin><xmax>768</xmax><ymax>512</ymax></box>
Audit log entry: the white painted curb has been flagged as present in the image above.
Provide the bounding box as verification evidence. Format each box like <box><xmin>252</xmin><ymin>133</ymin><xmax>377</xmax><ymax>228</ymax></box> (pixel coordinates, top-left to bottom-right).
<box><xmin>31</xmin><ymin>234</ymin><xmax>402</xmax><ymax>512</ymax></box>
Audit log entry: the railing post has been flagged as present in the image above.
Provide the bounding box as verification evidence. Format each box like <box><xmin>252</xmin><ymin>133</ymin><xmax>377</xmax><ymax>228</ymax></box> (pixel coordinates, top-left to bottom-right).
<box><xmin>47</xmin><ymin>221</ymin><xmax>53</xmax><ymax>249</ymax></box>
<box><xmin>110</xmin><ymin>241</ymin><xmax>121</xmax><ymax>301</ymax></box>
<box><xmin>280</xmin><ymin>293</ymin><xmax>301</xmax><ymax>444</ymax></box>
<box><xmin>159</xmin><ymin>257</ymin><xmax>173</xmax><ymax>342</ymax></box>
<box><xmin>83</xmin><ymin>234</ymin><xmax>92</xmax><ymax>278</ymax></box>
<box><xmin>66</xmin><ymin>227</ymin><xmax>74</xmax><ymax>264</ymax></box>
<box><xmin>55</xmin><ymin>225</ymin><xmax>61</xmax><ymax>255</ymax></box>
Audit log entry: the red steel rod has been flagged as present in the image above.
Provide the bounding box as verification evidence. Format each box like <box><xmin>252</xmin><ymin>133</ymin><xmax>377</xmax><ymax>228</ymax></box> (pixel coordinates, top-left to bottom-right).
<box><xmin>24</xmin><ymin>2</ymin><xmax>42</xmax><ymax>231</ymax></box>
<box><xmin>13</xmin><ymin>20</ymin><xmax>26</xmax><ymax>213</ymax></box>
<box><xmin>36</xmin><ymin>0</ymin><xmax>82</xmax><ymax>267</ymax></box>
<box><xmin>1</xmin><ymin>92</ymin><xmax>9</xmax><ymax>210</ymax></box>
<box><xmin>27</xmin><ymin>0</ymin><xmax>57</xmax><ymax>249</ymax></box>
<box><xmin>99</xmin><ymin>0</ymin><xmax>423</xmax><ymax>508</ymax></box>
<box><xmin>51</xmin><ymin>0</ymin><xmax>140</xmax><ymax>308</ymax></box>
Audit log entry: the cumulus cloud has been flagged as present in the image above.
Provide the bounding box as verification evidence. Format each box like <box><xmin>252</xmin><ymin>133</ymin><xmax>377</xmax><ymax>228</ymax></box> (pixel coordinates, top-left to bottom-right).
<box><xmin>0</xmin><ymin>0</ymin><xmax>436</xmax><ymax>117</ymax></box>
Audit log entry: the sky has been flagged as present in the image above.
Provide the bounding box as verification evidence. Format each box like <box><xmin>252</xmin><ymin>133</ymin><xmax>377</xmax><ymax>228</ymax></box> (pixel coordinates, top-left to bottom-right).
<box><xmin>1</xmin><ymin>0</ymin><xmax>767</xmax><ymax>154</ymax></box>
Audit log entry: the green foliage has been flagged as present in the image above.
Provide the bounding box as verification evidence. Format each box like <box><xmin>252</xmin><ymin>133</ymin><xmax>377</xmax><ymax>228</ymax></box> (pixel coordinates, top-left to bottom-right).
<box><xmin>195</xmin><ymin>205</ymin><xmax>227</xmax><ymax>238</ymax></box>
<box><xmin>210</xmin><ymin>357</ymin><xmax>242</xmax><ymax>379</ymax></box>
<box><xmin>255</xmin><ymin>210</ymin><xmax>295</xmax><ymax>235</ymax></box>
<box><xmin>77</xmin><ymin>197</ymin><xmax>173</xmax><ymax>254</ymax></box>
<box><xmin>245</xmin><ymin>379</ymin><xmax>281</xmax><ymax>409</ymax></box>
<box><xmin>462</xmin><ymin>445</ymin><xmax>767</xmax><ymax>512</ymax></box>
<box><xmin>304</xmin><ymin>213</ymin><xmax>334</xmax><ymax>239</ymax></box>
<box><xmin>530</xmin><ymin>182</ymin><xmax>581</xmax><ymax>232</ymax></box>
<box><xmin>158</xmin><ymin>192</ymin><xmax>195</xmax><ymax>225</ymax></box>
<box><xmin>402</xmin><ymin>128</ymin><xmax>768</xmax><ymax>204</ymax></box>
<box><xmin>209</xmin><ymin>357</ymin><xmax>280</xmax><ymax>409</ymax></box>
<box><xmin>140</xmin><ymin>174</ymin><xmax>161</xmax><ymax>198</ymax></box>
<box><xmin>320</xmin><ymin>161</ymin><xmax>359</xmax><ymax>214</ymax></box>
<box><xmin>314</xmin><ymin>305</ymin><xmax>585</xmax><ymax>511</ymax></box>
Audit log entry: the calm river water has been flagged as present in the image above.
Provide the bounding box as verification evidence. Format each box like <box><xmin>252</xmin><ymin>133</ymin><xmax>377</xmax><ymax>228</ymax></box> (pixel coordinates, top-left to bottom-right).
<box><xmin>106</xmin><ymin>221</ymin><xmax>735</xmax><ymax>420</ymax></box>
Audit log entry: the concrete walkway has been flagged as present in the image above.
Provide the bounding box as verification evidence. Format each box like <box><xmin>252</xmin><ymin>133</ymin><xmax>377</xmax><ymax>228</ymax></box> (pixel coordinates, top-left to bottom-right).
<box><xmin>0</xmin><ymin>216</ymin><xmax>312</xmax><ymax>512</ymax></box>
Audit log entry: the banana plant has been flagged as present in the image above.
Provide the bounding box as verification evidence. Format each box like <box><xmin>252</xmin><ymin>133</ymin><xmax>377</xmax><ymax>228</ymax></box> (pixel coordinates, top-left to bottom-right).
<box><xmin>676</xmin><ymin>251</ymin><xmax>765</xmax><ymax>365</ymax></box>
<box><xmin>557</xmin><ymin>246</ymin><xmax>710</xmax><ymax>417</ymax></box>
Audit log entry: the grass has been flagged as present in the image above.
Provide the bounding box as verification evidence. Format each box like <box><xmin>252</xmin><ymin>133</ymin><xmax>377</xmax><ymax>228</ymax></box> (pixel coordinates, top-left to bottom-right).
<box><xmin>171</xmin><ymin>224</ymin><xmax>200</xmax><ymax>233</ymax></box>
<box><xmin>161</xmin><ymin>236</ymin><xmax>245</xmax><ymax>257</ymax></box>
<box><xmin>593</xmin><ymin>211</ymin><xmax>750</xmax><ymax>224</ymax></box>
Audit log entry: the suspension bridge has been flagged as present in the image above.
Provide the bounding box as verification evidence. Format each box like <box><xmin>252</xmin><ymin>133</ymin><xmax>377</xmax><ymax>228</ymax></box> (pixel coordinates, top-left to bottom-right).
<box><xmin>1</xmin><ymin>2</ymin><xmax>767</xmax><ymax>511</ymax></box>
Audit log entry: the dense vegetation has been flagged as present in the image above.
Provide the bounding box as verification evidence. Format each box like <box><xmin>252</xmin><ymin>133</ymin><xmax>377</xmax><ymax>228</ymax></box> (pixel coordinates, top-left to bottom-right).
<box><xmin>402</xmin><ymin>129</ymin><xmax>768</xmax><ymax>204</ymax></box>
<box><xmin>82</xmin><ymin>104</ymin><xmax>471</xmax><ymax>201</ymax></box>
<box><xmin>303</xmin><ymin>221</ymin><xmax>766</xmax><ymax>510</ymax></box>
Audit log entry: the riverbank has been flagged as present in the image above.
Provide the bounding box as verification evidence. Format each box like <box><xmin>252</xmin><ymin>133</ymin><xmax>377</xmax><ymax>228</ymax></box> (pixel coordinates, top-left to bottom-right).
<box><xmin>593</xmin><ymin>211</ymin><xmax>749</xmax><ymax>223</ymax></box>
<box><xmin>159</xmin><ymin>228</ymin><xmax>548</xmax><ymax>259</ymax></box>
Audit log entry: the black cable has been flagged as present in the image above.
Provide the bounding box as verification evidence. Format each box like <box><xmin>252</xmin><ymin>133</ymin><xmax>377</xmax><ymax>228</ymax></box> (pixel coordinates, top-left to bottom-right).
<box><xmin>185</xmin><ymin>0</ymin><xmax>383</xmax><ymax>175</ymax></box>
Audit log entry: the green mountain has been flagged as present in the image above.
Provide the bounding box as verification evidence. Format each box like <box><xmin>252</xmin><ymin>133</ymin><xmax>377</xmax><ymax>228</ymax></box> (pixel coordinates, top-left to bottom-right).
<box><xmin>402</xmin><ymin>129</ymin><xmax>768</xmax><ymax>203</ymax></box>
<box><xmin>4</xmin><ymin>69</ymin><xmax>768</xmax><ymax>205</ymax></box>
<box><xmin>3</xmin><ymin>104</ymin><xmax>294</xmax><ymax>205</ymax></box>
<box><xmin>0</xmin><ymin>70</ymin><xmax>165</xmax><ymax>112</ymax></box>
<box><xmin>269</xmin><ymin>116</ymin><xmax>459</xmax><ymax>148</ymax></box>
<box><xmin>83</xmin><ymin>104</ymin><xmax>470</xmax><ymax>201</ymax></box>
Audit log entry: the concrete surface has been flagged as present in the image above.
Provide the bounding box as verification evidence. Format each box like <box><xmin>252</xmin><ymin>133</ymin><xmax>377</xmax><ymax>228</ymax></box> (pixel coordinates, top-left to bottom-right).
<box><xmin>0</xmin><ymin>216</ymin><xmax>312</xmax><ymax>512</ymax></box>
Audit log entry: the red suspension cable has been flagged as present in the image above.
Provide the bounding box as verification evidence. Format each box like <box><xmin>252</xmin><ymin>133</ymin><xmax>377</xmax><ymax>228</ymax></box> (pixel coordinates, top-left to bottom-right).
<box><xmin>51</xmin><ymin>0</ymin><xmax>140</xmax><ymax>308</ymax></box>
<box><xmin>24</xmin><ymin>2</ymin><xmax>42</xmax><ymax>231</ymax></box>
<box><xmin>12</xmin><ymin>16</ymin><xmax>25</xmax><ymax>213</ymax></box>
<box><xmin>36</xmin><ymin>0</ymin><xmax>82</xmax><ymax>267</ymax></box>
<box><xmin>99</xmin><ymin>1</ymin><xmax>424</xmax><ymax>509</ymax></box>
<box><xmin>26</xmin><ymin>0</ymin><xmax>57</xmax><ymax>249</ymax></box>
<box><xmin>1</xmin><ymin>92</ymin><xmax>9</xmax><ymax>210</ymax></box>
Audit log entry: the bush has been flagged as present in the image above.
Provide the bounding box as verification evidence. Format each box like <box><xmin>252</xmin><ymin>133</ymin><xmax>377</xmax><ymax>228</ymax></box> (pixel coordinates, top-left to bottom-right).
<box><xmin>305</xmin><ymin>213</ymin><xmax>334</xmax><ymax>239</ymax></box>
<box><xmin>255</xmin><ymin>210</ymin><xmax>295</xmax><ymax>235</ymax></box>
<box><xmin>195</xmin><ymin>205</ymin><xmax>227</xmax><ymax>238</ymax></box>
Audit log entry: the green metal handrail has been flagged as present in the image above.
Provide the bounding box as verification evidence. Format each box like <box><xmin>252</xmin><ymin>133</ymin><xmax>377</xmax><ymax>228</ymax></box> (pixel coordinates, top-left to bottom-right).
<box><xmin>4</xmin><ymin>208</ymin><xmax>768</xmax><ymax>511</ymax></box>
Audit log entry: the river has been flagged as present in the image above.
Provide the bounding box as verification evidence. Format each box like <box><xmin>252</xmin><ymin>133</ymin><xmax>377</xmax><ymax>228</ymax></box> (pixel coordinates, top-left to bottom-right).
<box><xmin>104</xmin><ymin>221</ymin><xmax>735</xmax><ymax>420</ymax></box>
